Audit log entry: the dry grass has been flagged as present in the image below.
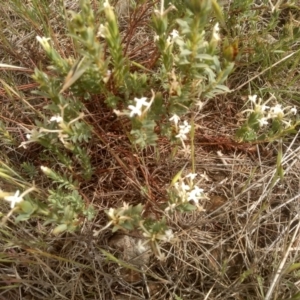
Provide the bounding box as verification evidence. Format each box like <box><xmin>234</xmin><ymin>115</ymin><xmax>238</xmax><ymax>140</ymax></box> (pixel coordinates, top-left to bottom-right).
<box><xmin>1</xmin><ymin>0</ymin><xmax>300</xmax><ymax>299</ymax></box>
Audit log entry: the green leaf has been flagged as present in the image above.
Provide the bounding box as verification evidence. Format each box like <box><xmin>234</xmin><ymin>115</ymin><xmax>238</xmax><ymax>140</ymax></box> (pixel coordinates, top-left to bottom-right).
<box><xmin>284</xmin><ymin>263</ymin><xmax>300</xmax><ymax>274</ymax></box>
<box><xmin>211</xmin><ymin>0</ymin><xmax>225</xmax><ymax>26</ymax></box>
<box><xmin>170</xmin><ymin>163</ymin><xmax>187</xmax><ymax>186</ymax></box>
<box><xmin>15</xmin><ymin>213</ymin><xmax>31</xmax><ymax>222</ymax></box>
<box><xmin>180</xmin><ymin>203</ymin><xmax>196</xmax><ymax>212</ymax></box>
<box><xmin>196</xmin><ymin>54</ymin><xmax>214</xmax><ymax>60</ymax></box>
<box><xmin>285</xmin><ymin>292</ymin><xmax>300</xmax><ymax>300</ymax></box>
<box><xmin>60</xmin><ymin>57</ymin><xmax>91</xmax><ymax>93</ymax></box>
<box><xmin>18</xmin><ymin>200</ymin><xmax>36</xmax><ymax>215</ymax></box>
<box><xmin>100</xmin><ymin>248</ymin><xmax>142</xmax><ymax>272</ymax></box>
<box><xmin>52</xmin><ymin>224</ymin><xmax>68</xmax><ymax>235</ymax></box>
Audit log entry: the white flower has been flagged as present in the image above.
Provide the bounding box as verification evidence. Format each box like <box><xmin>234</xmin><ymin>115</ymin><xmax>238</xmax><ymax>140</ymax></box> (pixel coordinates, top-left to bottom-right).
<box><xmin>128</xmin><ymin>104</ymin><xmax>142</xmax><ymax>117</ymax></box>
<box><xmin>196</xmin><ymin>100</ymin><xmax>205</xmax><ymax>110</ymax></box>
<box><xmin>174</xmin><ymin>181</ymin><xmax>190</xmax><ymax>202</ymax></box>
<box><xmin>179</xmin><ymin>120</ymin><xmax>191</xmax><ymax>134</ymax></box>
<box><xmin>243</xmin><ymin>95</ymin><xmax>270</xmax><ymax>115</ymax></box>
<box><xmin>137</xmin><ymin>240</ymin><xmax>147</xmax><ymax>253</ymax></box>
<box><xmin>175</xmin><ymin>181</ymin><xmax>190</xmax><ymax>192</ymax></box>
<box><xmin>212</xmin><ymin>23</ymin><xmax>220</xmax><ymax>41</ymax></box>
<box><xmin>97</xmin><ymin>24</ymin><xmax>106</xmax><ymax>38</ymax></box>
<box><xmin>103</xmin><ymin>69</ymin><xmax>111</xmax><ymax>83</ymax></box>
<box><xmin>20</xmin><ymin>133</ymin><xmax>32</xmax><ymax>148</ymax></box>
<box><xmin>290</xmin><ymin>107</ymin><xmax>297</xmax><ymax>115</ymax></box>
<box><xmin>103</xmin><ymin>0</ymin><xmax>110</xmax><ymax>8</ymax></box>
<box><xmin>106</xmin><ymin>208</ymin><xmax>116</xmax><ymax>219</ymax></box>
<box><xmin>162</xmin><ymin>229</ymin><xmax>174</xmax><ymax>242</ymax></box>
<box><xmin>128</xmin><ymin>97</ymin><xmax>152</xmax><ymax>118</ymax></box>
<box><xmin>258</xmin><ymin>117</ymin><xmax>269</xmax><ymax>127</ymax></box>
<box><xmin>154</xmin><ymin>35</ymin><xmax>159</xmax><ymax>42</ymax></box>
<box><xmin>4</xmin><ymin>190</ymin><xmax>23</xmax><ymax>208</ymax></box>
<box><xmin>169</xmin><ymin>114</ymin><xmax>180</xmax><ymax>127</ymax></box>
<box><xmin>269</xmin><ymin>104</ymin><xmax>284</xmax><ymax>119</ymax></box>
<box><xmin>50</xmin><ymin>115</ymin><xmax>63</xmax><ymax>123</ymax></box>
<box><xmin>282</xmin><ymin>119</ymin><xmax>292</xmax><ymax>128</ymax></box>
<box><xmin>167</xmin><ymin>29</ymin><xmax>179</xmax><ymax>44</ymax></box>
<box><xmin>176</xmin><ymin>120</ymin><xmax>191</xmax><ymax>140</ymax></box>
<box><xmin>3</xmin><ymin>187</ymin><xmax>35</xmax><ymax>209</ymax></box>
<box><xmin>176</xmin><ymin>131</ymin><xmax>188</xmax><ymax>140</ymax></box>
<box><xmin>249</xmin><ymin>95</ymin><xmax>258</xmax><ymax>103</ymax></box>
<box><xmin>122</xmin><ymin>202</ymin><xmax>130</xmax><ymax>210</ymax></box>
<box><xmin>185</xmin><ymin>173</ymin><xmax>197</xmax><ymax>181</ymax></box>
<box><xmin>134</xmin><ymin>97</ymin><xmax>150</xmax><ymax>109</ymax></box>
<box><xmin>165</xmin><ymin>203</ymin><xmax>177</xmax><ymax>212</ymax></box>
<box><xmin>188</xmin><ymin>186</ymin><xmax>204</xmax><ymax>204</ymax></box>
<box><xmin>170</xmin><ymin>29</ymin><xmax>179</xmax><ymax>39</ymax></box>
<box><xmin>260</xmin><ymin>104</ymin><xmax>270</xmax><ymax>113</ymax></box>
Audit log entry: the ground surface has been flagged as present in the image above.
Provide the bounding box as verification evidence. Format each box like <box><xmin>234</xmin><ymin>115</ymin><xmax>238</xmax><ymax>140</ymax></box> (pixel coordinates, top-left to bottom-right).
<box><xmin>1</xmin><ymin>0</ymin><xmax>300</xmax><ymax>299</ymax></box>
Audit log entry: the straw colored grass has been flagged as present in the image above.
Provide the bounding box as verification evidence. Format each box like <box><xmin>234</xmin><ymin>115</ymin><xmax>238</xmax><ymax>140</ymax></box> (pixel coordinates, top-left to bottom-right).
<box><xmin>1</xmin><ymin>0</ymin><xmax>300</xmax><ymax>299</ymax></box>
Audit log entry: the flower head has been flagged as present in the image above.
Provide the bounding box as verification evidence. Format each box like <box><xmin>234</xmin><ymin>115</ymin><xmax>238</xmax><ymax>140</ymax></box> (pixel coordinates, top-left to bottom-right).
<box><xmin>134</xmin><ymin>97</ymin><xmax>150</xmax><ymax>109</ymax></box>
<box><xmin>212</xmin><ymin>23</ymin><xmax>220</xmax><ymax>41</ymax></box>
<box><xmin>106</xmin><ymin>208</ymin><xmax>116</xmax><ymax>219</ymax></box>
<box><xmin>128</xmin><ymin>104</ymin><xmax>142</xmax><ymax>117</ymax></box>
<box><xmin>162</xmin><ymin>229</ymin><xmax>174</xmax><ymax>242</ymax></box>
<box><xmin>4</xmin><ymin>190</ymin><xmax>22</xmax><ymax>208</ymax></box>
<box><xmin>243</xmin><ymin>95</ymin><xmax>270</xmax><ymax>115</ymax></box>
<box><xmin>154</xmin><ymin>34</ymin><xmax>159</xmax><ymax>42</ymax></box>
<box><xmin>3</xmin><ymin>187</ymin><xmax>35</xmax><ymax>209</ymax></box>
<box><xmin>167</xmin><ymin>29</ymin><xmax>180</xmax><ymax>44</ymax></box>
<box><xmin>282</xmin><ymin>119</ymin><xmax>292</xmax><ymax>128</ymax></box>
<box><xmin>137</xmin><ymin>240</ymin><xmax>147</xmax><ymax>253</ymax></box>
<box><xmin>290</xmin><ymin>106</ymin><xmax>297</xmax><ymax>115</ymax></box>
<box><xmin>97</xmin><ymin>24</ymin><xmax>106</xmax><ymax>38</ymax></box>
<box><xmin>103</xmin><ymin>0</ymin><xmax>110</xmax><ymax>8</ymax></box>
<box><xmin>169</xmin><ymin>114</ymin><xmax>180</xmax><ymax>127</ymax></box>
<box><xmin>170</xmin><ymin>29</ymin><xmax>179</xmax><ymax>39</ymax></box>
<box><xmin>258</xmin><ymin>117</ymin><xmax>269</xmax><ymax>127</ymax></box>
<box><xmin>187</xmin><ymin>186</ymin><xmax>204</xmax><ymax>204</ymax></box>
<box><xmin>50</xmin><ymin>115</ymin><xmax>63</xmax><ymax>123</ymax></box>
<box><xmin>176</xmin><ymin>120</ymin><xmax>191</xmax><ymax>140</ymax></box>
<box><xmin>269</xmin><ymin>104</ymin><xmax>284</xmax><ymax>119</ymax></box>
<box><xmin>128</xmin><ymin>97</ymin><xmax>152</xmax><ymax>118</ymax></box>
<box><xmin>185</xmin><ymin>173</ymin><xmax>197</xmax><ymax>181</ymax></box>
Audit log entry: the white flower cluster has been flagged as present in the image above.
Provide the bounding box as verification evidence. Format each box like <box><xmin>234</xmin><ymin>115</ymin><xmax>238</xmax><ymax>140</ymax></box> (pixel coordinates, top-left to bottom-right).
<box><xmin>137</xmin><ymin>228</ymin><xmax>174</xmax><ymax>254</ymax></box>
<box><xmin>154</xmin><ymin>29</ymin><xmax>180</xmax><ymax>44</ymax></box>
<box><xmin>167</xmin><ymin>29</ymin><xmax>179</xmax><ymax>44</ymax></box>
<box><xmin>244</xmin><ymin>95</ymin><xmax>297</xmax><ymax>128</ymax></box>
<box><xmin>166</xmin><ymin>173</ymin><xmax>206</xmax><ymax>212</ymax></box>
<box><xmin>169</xmin><ymin>114</ymin><xmax>191</xmax><ymax>149</ymax></box>
<box><xmin>128</xmin><ymin>97</ymin><xmax>152</xmax><ymax>118</ymax></box>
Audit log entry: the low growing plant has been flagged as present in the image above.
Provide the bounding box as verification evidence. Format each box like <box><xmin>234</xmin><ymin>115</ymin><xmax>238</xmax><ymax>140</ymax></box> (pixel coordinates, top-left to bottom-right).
<box><xmin>1</xmin><ymin>0</ymin><xmax>277</xmax><ymax>258</ymax></box>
